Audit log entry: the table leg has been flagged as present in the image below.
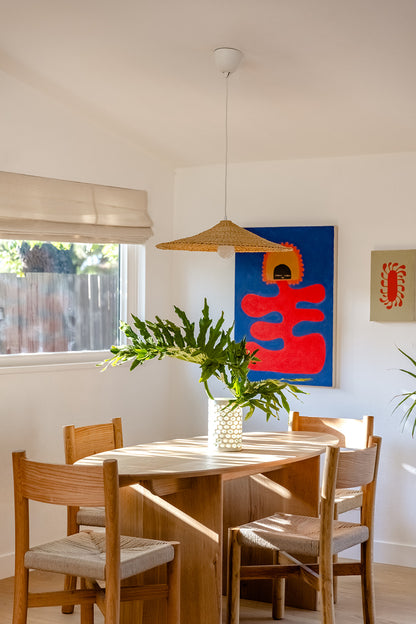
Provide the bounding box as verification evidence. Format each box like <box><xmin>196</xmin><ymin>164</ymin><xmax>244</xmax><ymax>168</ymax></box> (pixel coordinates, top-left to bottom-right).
<box><xmin>119</xmin><ymin>474</ymin><xmax>223</xmax><ymax>624</ymax></box>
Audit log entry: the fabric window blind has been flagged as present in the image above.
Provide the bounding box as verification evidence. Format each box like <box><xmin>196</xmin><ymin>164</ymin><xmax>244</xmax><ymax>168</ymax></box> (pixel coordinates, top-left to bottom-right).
<box><xmin>0</xmin><ymin>171</ymin><xmax>152</xmax><ymax>244</ymax></box>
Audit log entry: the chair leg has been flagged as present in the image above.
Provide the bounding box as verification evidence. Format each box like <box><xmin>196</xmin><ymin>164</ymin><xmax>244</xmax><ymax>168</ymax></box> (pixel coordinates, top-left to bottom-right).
<box><xmin>333</xmin><ymin>553</ymin><xmax>338</xmax><ymax>603</ymax></box>
<box><xmin>62</xmin><ymin>574</ymin><xmax>77</xmax><ymax>614</ymax></box>
<box><xmin>272</xmin><ymin>550</ymin><xmax>285</xmax><ymax>620</ymax></box>
<box><xmin>80</xmin><ymin>603</ymin><xmax>94</xmax><ymax>624</ymax></box>
<box><xmin>319</xmin><ymin>554</ymin><xmax>335</xmax><ymax>624</ymax></box>
<box><xmin>63</xmin><ymin>506</ymin><xmax>79</xmax><ymax>614</ymax></box>
<box><xmin>332</xmin><ymin>509</ymin><xmax>339</xmax><ymax>603</ymax></box>
<box><xmin>80</xmin><ymin>579</ymin><xmax>95</xmax><ymax>624</ymax></box>
<box><xmin>227</xmin><ymin>528</ymin><xmax>241</xmax><ymax>624</ymax></box>
<box><xmin>167</xmin><ymin>543</ymin><xmax>181</xmax><ymax>624</ymax></box>
<box><xmin>12</xmin><ymin>565</ymin><xmax>29</xmax><ymax>624</ymax></box>
<box><xmin>361</xmin><ymin>541</ymin><xmax>375</xmax><ymax>624</ymax></box>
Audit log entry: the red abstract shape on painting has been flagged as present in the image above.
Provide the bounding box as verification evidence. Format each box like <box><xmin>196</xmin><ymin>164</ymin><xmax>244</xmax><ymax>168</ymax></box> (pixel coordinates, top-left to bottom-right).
<box><xmin>379</xmin><ymin>262</ymin><xmax>406</xmax><ymax>309</ymax></box>
<box><xmin>241</xmin><ymin>281</ymin><xmax>326</xmax><ymax>374</ymax></box>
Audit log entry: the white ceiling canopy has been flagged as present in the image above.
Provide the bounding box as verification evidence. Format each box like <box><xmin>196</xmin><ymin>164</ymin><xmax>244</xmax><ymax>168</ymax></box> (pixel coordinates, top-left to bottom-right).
<box><xmin>1</xmin><ymin>0</ymin><xmax>416</xmax><ymax>167</ymax></box>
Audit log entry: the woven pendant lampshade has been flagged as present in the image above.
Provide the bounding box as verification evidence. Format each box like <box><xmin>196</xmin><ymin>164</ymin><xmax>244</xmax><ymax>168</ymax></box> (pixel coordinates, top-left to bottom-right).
<box><xmin>156</xmin><ymin>219</ymin><xmax>289</xmax><ymax>253</ymax></box>
<box><xmin>156</xmin><ymin>47</ymin><xmax>290</xmax><ymax>257</ymax></box>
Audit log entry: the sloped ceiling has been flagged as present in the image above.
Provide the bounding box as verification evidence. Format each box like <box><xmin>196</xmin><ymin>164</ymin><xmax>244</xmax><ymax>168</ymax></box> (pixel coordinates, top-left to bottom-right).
<box><xmin>1</xmin><ymin>0</ymin><xmax>416</xmax><ymax>167</ymax></box>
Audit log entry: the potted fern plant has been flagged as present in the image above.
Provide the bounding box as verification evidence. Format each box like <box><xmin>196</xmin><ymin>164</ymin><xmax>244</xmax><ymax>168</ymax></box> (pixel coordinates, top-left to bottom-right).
<box><xmin>103</xmin><ymin>299</ymin><xmax>304</xmax><ymax>450</ymax></box>
<box><xmin>393</xmin><ymin>347</ymin><xmax>416</xmax><ymax>438</ymax></box>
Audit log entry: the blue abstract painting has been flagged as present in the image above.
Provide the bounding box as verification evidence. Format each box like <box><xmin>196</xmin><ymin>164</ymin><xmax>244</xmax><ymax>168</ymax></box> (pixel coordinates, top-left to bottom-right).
<box><xmin>235</xmin><ymin>225</ymin><xmax>335</xmax><ymax>387</ymax></box>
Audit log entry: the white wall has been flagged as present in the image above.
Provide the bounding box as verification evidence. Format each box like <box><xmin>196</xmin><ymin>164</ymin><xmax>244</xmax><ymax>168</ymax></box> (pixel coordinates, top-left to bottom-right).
<box><xmin>171</xmin><ymin>153</ymin><xmax>416</xmax><ymax>568</ymax></box>
<box><xmin>0</xmin><ymin>69</ymin><xmax>177</xmax><ymax>576</ymax></box>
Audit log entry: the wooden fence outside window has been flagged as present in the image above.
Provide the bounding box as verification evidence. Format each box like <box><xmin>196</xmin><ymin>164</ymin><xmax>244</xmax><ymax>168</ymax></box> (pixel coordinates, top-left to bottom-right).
<box><xmin>0</xmin><ymin>272</ymin><xmax>119</xmax><ymax>354</ymax></box>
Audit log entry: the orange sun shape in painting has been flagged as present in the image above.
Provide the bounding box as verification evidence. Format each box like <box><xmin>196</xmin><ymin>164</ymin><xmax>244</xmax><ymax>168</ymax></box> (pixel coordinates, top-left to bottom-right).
<box><xmin>262</xmin><ymin>243</ymin><xmax>304</xmax><ymax>285</ymax></box>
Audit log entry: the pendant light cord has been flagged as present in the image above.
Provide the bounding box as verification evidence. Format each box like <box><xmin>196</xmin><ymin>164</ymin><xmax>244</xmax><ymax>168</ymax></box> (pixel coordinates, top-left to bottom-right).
<box><xmin>224</xmin><ymin>71</ymin><xmax>230</xmax><ymax>221</ymax></box>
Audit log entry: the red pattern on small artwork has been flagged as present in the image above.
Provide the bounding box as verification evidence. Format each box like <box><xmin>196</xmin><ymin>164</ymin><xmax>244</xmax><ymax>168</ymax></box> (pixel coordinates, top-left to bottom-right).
<box><xmin>379</xmin><ymin>262</ymin><xmax>406</xmax><ymax>309</ymax></box>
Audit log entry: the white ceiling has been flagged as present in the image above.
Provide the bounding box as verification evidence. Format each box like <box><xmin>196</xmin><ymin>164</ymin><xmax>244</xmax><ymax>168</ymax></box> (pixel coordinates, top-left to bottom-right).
<box><xmin>1</xmin><ymin>0</ymin><xmax>416</xmax><ymax>167</ymax></box>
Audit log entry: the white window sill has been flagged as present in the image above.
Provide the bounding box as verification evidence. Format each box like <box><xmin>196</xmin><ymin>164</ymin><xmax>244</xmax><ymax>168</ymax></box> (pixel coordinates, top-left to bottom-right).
<box><xmin>0</xmin><ymin>350</ymin><xmax>112</xmax><ymax>374</ymax></box>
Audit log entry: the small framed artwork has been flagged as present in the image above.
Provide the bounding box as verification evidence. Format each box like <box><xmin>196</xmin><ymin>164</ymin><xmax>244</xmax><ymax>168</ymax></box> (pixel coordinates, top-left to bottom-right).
<box><xmin>370</xmin><ymin>249</ymin><xmax>416</xmax><ymax>322</ymax></box>
<box><xmin>235</xmin><ymin>225</ymin><xmax>336</xmax><ymax>387</ymax></box>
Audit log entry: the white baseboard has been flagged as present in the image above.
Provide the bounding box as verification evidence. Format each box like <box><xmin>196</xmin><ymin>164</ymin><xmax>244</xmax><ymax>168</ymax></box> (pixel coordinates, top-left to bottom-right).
<box><xmin>325</xmin><ymin>540</ymin><xmax>416</xmax><ymax>568</ymax></box>
<box><xmin>0</xmin><ymin>540</ymin><xmax>414</xmax><ymax>581</ymax></box>
<box><xmin>375</xmin><ymin>540</ymin><xmax>416</xmax><ymax>568</ymax></box>
<box><xmin>0</xmin><ymin>552</ymin><xmax>14</xmax><ymax>580</ymax></box>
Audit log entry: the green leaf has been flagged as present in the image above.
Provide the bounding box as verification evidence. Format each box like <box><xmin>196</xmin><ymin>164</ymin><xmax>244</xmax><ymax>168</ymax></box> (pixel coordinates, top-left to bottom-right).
<box><xmin>197</xmin><ymin>299</ymin><xmax>212</xmax><ymax>347</ymax></box>
<box><xmin>174</xmin><ymin>305</ymin><xmax>197</xmax><ymax>347</ymax></box>
<box><xmin>101</xmin><ymin>299</ymin><xmax>305</xmax><ymax>423</ymax></box>
<box><xmin>398</xmin><ymin>347</ymin><xmax>416</xmax><ymax>369</ymax></box>
<box><xmin>398</xmin><ymin>368</ymin><xmax>416</xmax><ymax>380</ymax></box>
<box><xmin>392</xmin><ymin>347</ymin><xmax>416</xmax><ymax>437</ymax></box>
<box><xmin>203</xmin><ymin>380</ymin><xmax>214</xmax><ymax>400</ymax></box>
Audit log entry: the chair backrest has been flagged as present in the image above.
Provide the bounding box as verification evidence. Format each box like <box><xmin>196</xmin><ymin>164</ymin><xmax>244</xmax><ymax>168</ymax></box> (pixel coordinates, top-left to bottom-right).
<box><xmin>320</xmin><ymin>436</ymin><xmax>382</xmax><ymax>542</ymax></box>
<box><xmin>12</xmin><ymin>450</ymin><xmax>120</xmax><ymax>600</ymax></box>
<box><xmin>289</xmin><ymin>411</ymin><xmax>374</xmax><ymax>449</ymax></box>
<box><xmin>64</xmin><ymin>417</ymin><xmax>123</xmax><ymax>464</ymax></box>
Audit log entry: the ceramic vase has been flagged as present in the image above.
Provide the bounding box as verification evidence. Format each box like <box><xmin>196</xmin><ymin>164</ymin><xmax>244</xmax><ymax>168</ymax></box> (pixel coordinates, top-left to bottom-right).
<box><xmin>208</xmin><ymin>398</ymin><xmax>243</xmax><ymax>451</ymax></box>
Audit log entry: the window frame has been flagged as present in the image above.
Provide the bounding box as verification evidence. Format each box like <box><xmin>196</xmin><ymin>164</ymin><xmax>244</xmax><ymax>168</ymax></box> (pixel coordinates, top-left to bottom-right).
<box><xmin>0</xmin><ymin>244</ymin><xmax>143</xmax><ymax>372</ymax></box>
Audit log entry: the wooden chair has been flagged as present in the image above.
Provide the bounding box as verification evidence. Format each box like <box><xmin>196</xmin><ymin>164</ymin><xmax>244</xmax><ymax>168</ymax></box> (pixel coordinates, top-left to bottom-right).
<box><xmin>289</xmin><ymin>412</ymin><xmax>375</xmax><ymax>603</ymax></box>
<box><xmin>289</xmin><ymin>412</ymin><xmax>374</xmax><ymax>517</ymax></box>
<box><xmin>64</xmin><ymin>417</ymin><xmax>124</xmax><ymax>465</ymax></box>
<box><xmin>63</xmin><ymin>418</ymin><xmax>124</xmax><ymax>613</ymax></box>
<box><xmin>12</xmin><ymin>450</ymin><xmax>180</xmax><ymax>624</ymax></box>
<box><xmin>227</xmin><ymin>435</ymin><xmax>381</xmax><ymax>624</ymax></box>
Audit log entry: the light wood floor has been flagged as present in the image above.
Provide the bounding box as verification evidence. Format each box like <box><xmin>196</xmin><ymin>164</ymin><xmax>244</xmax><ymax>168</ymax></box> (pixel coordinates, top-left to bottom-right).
<box><xmin>1</xmin><ymin>562</ymin><xmax>415</xmax><ymax>623</ymax></box>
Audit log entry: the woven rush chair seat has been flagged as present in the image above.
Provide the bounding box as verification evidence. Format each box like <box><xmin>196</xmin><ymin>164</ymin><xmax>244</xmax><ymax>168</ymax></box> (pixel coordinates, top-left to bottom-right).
<box><xmin>333</xmin><ymin>488</ymin><xmax>362</xmax><ymax>516</ymax></box>
<box><xmin>24</xmin><ymin>531</ymin><xmax>174</xmax><ymax>581</ymax></box>
<box><xmin>76</xmin><ymin>506</ymin><xmax>106</xmax><ymax>527</ymax></box>
<box><xmin>334</xmin><ymin>488</ymin><xmax>363</xmax><ymax>515</ymax></box>
<box><xmin>237</xmin><ymin>512</ymin><xmax>369</xmax><ymax>558</ymax></box>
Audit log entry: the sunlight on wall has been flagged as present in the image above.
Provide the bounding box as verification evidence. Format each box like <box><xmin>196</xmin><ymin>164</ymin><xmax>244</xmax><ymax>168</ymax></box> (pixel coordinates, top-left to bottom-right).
<box><xmin>401</xmin><ymin>463</ymin><xmax>416</xmax><ymax>476</ymax></box>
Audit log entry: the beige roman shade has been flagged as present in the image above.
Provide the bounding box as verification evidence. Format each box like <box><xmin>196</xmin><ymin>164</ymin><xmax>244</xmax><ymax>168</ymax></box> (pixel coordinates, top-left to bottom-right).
<box><xmin>0</xmin><ymin>171</ymin><xmax>152</xmax><ymax>244</ymax></box>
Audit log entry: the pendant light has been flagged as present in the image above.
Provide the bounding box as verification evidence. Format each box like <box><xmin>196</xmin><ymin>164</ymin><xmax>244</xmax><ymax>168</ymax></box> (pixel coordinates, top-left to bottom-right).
<box><xmin>156</xmin><ymin>47</ymin><xmax>290</xmax><ymax>257</ymax></box>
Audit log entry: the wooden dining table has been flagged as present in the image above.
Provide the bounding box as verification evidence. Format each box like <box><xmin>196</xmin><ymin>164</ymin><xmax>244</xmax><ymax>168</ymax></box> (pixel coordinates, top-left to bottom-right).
<box><xmin>79</xmin><ymin>430</ymin><xmax>337</xmax><ymax>624</ymax></box>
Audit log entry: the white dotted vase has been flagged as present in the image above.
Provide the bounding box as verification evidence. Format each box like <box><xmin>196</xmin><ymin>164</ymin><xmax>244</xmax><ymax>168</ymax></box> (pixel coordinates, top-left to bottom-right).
<box><xmin>208</xmin><ymin>398</ymin><xmax>243</xmax><ymax>452</ymax></box>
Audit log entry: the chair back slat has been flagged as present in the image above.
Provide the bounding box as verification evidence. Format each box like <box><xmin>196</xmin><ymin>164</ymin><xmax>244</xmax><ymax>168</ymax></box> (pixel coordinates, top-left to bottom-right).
<box><xmin>320</xmin><ymin>437</ymin><xmax>381</xmax><ymax>531</ymax></box>
<box><xmin>336</xmin><ymin>441</ymin><xmax>379</xmax><ymax>489</ymax></box>
<box><xmin>289</xmin><ymin>412</ymin><xmax>374</xmax><ymax>449</ymax></box>
<box><xmin>64</xmin><ymin>417</ymin><xmax>123</xmax><ymax>464</ymax></box>
<box><xmin>16</xmin><ymin>454</ymin><xmax>109</xmax><ymax>506</ymax></box>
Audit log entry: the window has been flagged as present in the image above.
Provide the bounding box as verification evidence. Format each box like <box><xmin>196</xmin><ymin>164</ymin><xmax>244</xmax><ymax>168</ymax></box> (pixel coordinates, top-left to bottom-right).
<box><xmin>0</xmin><ymin>240</ymin><xmax>122</xmax><ymax>355</ymax></box>
<box><xmin>0</xmin><ymin>171</ymin><xmax>152</xmax><ymax>367</ymax></box>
